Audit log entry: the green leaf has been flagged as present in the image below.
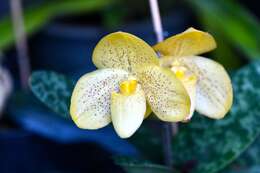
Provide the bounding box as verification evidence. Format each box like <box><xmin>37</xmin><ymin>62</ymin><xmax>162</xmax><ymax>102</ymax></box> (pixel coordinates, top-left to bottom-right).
<box><xmin>172</xmin><ymin>61</ymin><xmax>260</xmax><ymax>173</ymax></box>
<box><xmin>187</xmin><ymin>0</ymin><xmax>260</xmax><ymax>60</ymax></box>
<box><xmin>114</xmin><ymin>157</ymin><xmax>172</xmax><ymax>173</ymax></box>
<box><xmin>29</xmin><ymin>71</ymin><xmax>74</xmax><ymax>118</ymax></box>
<box><xmin>0</xmin><ymin>0</ymin><xmax>114</xmax><ymax>50</ymax></box>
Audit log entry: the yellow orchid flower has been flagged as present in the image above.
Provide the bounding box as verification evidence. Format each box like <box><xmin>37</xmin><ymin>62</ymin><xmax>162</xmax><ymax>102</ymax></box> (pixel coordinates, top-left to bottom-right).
<box><xmin>70</xmin><ymin>32</ymin><xmax>191</xmax><ymax>138</ymax></box>
<box><xmin>154</xmin><ymin>28</ymin><xmax>233</xmax><ymax>120</ymax></box>
<box><xmin>70</xmin><ymin>28</ymin><xmax>233</xmax><ymax>138</ymax></box>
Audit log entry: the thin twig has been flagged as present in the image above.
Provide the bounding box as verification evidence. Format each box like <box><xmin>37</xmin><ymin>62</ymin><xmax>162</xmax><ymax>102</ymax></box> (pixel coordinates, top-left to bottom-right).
<box><xmin>149</xmin><ymin>0</ymin><xmax>175</xmax><ymax>168</ymax></box>
<box><xmin>10</xmin><ymin>0</ymin><xmax>31</xmax><ymax>89</ymax></box>
<box><xmin>149</xmin><ymin>0</ymin><xmax>164</xmax><ymax>42</ymax></box>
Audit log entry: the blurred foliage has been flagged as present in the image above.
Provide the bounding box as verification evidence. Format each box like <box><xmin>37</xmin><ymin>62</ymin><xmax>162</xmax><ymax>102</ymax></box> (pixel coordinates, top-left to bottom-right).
<box><xmin>185</xmin><ymin>0</ymin><xmax>260</xmax><ymax>69</ymax></box>
<box><xmin>0</xmin><ymin>0</ymin><xmax>114</xmax><ymax>51</ymax></box>
<box><xmin>30</xmin><ymin>58</ymin><xmax>260</xmax><ymax>173</ymax></box>
<box><xmin>0</xmin><ymin>0</ymin><xmax>178</xmax><ymax>50</ymax></box>
<box><xmin>101</xmin><ymin>0</ymin><xmax>176</xmax><ymax>29</ymax></box>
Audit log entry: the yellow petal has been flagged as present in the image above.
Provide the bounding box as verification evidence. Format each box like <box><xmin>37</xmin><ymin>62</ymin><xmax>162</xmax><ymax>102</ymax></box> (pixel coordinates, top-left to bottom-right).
<box><xmin>153</xmin><ymin>28</ymin><xmax>217</xmax><ymax>57</ymax></box>
<box><xmin>70</xmin><ymin>69</ymin><xmax>129</xmax><ymax>129</ymax></box>
<box><xmin>171</xmin><ymin>65</ymin><xmax>197</xmax><ymax>121</ymax></box>
<box><xmin>174</xmin><ymin>56</ymin><xmax>233</xmax><ymax>119</ymax></box>
<box><xmin>111</xmin><ymin>84</ymin><xmax>146</xmax><ymax>138</ymax></box>
<box><xmin>92</xmin><ymin>32</ymin><xmax>159</xmax><ymax>73</ymax></box>
<box><xmin>137</xmin><ymin>65</ymin><xmax>191</xmax><ymax>122</ymax></box>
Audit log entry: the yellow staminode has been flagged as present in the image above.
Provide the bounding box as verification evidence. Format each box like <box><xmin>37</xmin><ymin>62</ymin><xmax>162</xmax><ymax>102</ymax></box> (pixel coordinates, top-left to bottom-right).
<box><xmin>171</xmin><ymin>66</ymin><xmax>186</xmax><ymax>79</ymax></box>
<box><xmin>171</xmin><ymin>64</ymin><xmax>197</xmax><ymax>83</ymax></box>
<box><xmin>119</xmin><ymin>80</ymin><xmax>138</xmax><ymax>95</ymax></box>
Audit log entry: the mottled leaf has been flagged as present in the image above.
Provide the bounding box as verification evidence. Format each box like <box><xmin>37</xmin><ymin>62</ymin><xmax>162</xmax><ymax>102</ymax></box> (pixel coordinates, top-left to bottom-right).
<box><xmin>172</xmin><ymin>61</ymin><xmax>260</xmax><ymax>173</ymax></box>
<box><xmin>29</xmin><ymin>71</ymin><xmax>74</xmax><ymax>118</ymax></box>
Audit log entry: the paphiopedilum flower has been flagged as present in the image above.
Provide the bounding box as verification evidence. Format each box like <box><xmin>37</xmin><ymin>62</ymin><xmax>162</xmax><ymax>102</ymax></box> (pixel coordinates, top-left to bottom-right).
<box><xmin>154</xmin><ymin>28</ymin><xmax>233</xmax><ymax>120</ymax></box>
<box><xmin>70</xmin><ymin>28</ymin><xmax>233</xmax><ymax>138</ymax></box>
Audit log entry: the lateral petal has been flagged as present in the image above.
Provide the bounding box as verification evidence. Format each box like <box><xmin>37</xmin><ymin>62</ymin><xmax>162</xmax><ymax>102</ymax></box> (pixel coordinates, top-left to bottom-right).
<box><xmin>70</xmin><ymin>69</ymin><xmax>129</xmax><ymax>129</ymax></box>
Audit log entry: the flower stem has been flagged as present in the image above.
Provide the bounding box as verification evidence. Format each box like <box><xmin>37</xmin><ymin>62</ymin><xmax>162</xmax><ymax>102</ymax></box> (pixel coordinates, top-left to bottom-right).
<box><xmin>149</xmin><ymin>0</ymin><xmax>175</xmax><ymax>168</ymax></box>
<box><xmin>162</xmin><ymin>123</ymin><xmax>174</xmax><ymax>167</ymax></box>
<box><xmin>149</xmin><ymin>0</ymin><xmax>164</xmax><ymax>42</ymax></box>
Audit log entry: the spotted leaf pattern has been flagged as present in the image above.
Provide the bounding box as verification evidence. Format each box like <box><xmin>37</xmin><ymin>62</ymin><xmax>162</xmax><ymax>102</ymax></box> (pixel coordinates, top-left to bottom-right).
<box><xmin>29</xmin><ymin>71</ymin><xmax>74</xmax><ymax>119</ymax></box>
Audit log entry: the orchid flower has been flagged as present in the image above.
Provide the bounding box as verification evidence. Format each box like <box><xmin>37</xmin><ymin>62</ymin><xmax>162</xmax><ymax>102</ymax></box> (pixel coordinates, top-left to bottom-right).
<box><xmin>154</xmin><ymin>28</ymin><xmax>233</xmax><ymax>120</ymax></box>
<box><xmin>70</xmin><ymin>28</ymin><xmax>233</xmax><ymax>138</ymax></box>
